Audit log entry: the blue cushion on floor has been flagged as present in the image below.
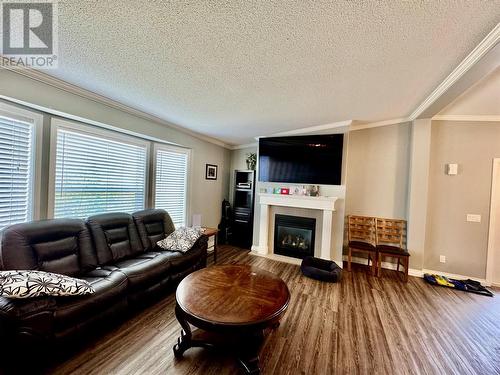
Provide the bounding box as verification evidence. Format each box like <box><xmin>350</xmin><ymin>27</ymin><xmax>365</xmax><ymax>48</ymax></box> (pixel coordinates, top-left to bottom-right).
<box><xmin>300</xmin><ymin>256</ymin><xmax>342</xmax><ymax>282</ymax></box>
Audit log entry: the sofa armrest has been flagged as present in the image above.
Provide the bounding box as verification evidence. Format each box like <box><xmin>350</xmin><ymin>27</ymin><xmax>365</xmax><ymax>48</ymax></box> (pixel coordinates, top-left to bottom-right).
<box><xmin>0</xmin><ymin>296</ymin><xmax>56</xmax><ymax>347</ymax></box>
<box><xmin>0</xmin><ymin>296</ymin><xmax>56</xmax><ymax>370</ymax></box>
<box><xmin>0</xmin><ymin>296</ymin><xmax>56</xmax><ymax>319</ymax></box>
<box><xmin>191</xmin><ymin>234</ymin><xmax>208</xmax><ymax>255</ymax></box>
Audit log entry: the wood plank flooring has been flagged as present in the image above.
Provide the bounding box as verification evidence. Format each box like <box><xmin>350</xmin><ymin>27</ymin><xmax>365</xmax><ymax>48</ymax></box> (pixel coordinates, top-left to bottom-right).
<box><xmin>50</xmin><ymin>246</ymin><xmax>500</xmax><ymax>375</ymax></box>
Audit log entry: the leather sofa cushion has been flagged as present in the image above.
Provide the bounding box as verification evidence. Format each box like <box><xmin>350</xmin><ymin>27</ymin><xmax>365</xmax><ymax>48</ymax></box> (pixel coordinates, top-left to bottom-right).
<box><xmin>104</xmin><ymin>252</ymin><xmax>171</xmax><ymax>290</ymax></box>
<box><xmin>86</xmin><ymin>213</ymin><xmax>144</xmax><ymax>265</ymax></box>
<box><xmin>160</xmin><ymin>243</ymin><xmax>205</xmax><ymax>272</ymax></box>
<box><xmin>133</xmin><ymin>209</ymin><xmax>175</xmax><ymax>251</ymax></box>
<box><xmin>54</xmin><ymin>268</ymin><xmax>127</xmax><ymax>331</ymax></box>
<box><xmin>0</xmin><ymin>219</ymin><xmax>97</xmax><ymax>276</ymax></box>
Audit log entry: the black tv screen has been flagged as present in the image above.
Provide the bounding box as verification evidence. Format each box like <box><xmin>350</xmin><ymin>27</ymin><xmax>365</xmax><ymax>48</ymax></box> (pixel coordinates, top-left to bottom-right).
<box><xmin>259</xmin><ymin>134</ymin><xmax>344</xmax><ymax>185</ymax></box>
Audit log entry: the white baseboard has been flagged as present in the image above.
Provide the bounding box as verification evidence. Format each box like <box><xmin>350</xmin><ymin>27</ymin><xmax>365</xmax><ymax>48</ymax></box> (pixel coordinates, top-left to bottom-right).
<box><xmin>421</xmin><ymin>269</ymin><xmax>487</xmax><ymax>285</ymax></box>
<box><xmin>249</xmin><ymin>251</ymin><xmax>302</xmax><ymax>265</ymax></box>
<box><xmin>341</xmin><ymin>257</ymin><xmax>493</xmax><ymax>283</ymax></box>
<box><xmin>250</xmin><ymin>250</ymin><xmax>344</xmax><ymax>268</ymax></box>
<box><xmin>249</xmin><ymin>251</ymin><xmax>489</xmax><ymax>285</ymax></box>
<box><xmin>344</xmin><ymin>255</ymin><xmax>422</xmax><ymax>276</ymax></box>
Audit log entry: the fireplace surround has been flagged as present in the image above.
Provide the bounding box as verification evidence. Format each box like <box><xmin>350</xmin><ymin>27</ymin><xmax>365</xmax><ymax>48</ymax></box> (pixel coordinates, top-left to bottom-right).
<box><xmin>254</xmin><ymin>193</ymin><xmax>338</xmax><ymax>261</ymax></box>
<box><xmin>274</xmin><ymin>214</ymin><xmax>316</xmax><ymax>259</ymax></box>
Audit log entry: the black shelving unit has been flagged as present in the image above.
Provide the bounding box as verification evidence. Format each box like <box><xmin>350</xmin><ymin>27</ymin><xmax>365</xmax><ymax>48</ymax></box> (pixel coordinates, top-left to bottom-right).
<box><xmin>231</xmin><ymin>170</ymin><xmax>255</xmax><ymax>249</ymax></box>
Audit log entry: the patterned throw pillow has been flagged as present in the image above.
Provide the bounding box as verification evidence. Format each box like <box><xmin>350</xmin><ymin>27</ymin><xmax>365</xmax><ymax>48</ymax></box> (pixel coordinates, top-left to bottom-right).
<box><xmin>157</xmin><ymin>226</ymin><xmax>204</xmax><ymax>253</ymax></box>
<box><xmin>0</xmin><ymin>270</ymin><xmax>95</xmax><ymax>299</ymax></box>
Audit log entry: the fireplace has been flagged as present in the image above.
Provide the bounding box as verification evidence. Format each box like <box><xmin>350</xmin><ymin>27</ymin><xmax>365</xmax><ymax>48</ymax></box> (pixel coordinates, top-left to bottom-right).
<box><xmin>274</xmin><ymin>214</ymin><xmax>316</xmax><ymax>259</ymax></box>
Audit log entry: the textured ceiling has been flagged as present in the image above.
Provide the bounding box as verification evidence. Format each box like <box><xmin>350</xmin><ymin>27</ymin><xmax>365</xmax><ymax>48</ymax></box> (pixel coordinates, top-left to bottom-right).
<box><xmin>51</xmin><ymin>1</ymin><xmax>500</xmax><ymax>145</ymax></box>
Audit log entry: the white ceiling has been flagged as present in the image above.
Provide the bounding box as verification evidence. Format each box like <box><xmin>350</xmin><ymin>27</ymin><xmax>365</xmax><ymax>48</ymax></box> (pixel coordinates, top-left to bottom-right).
<box><xmin>51</xmin><ymin>1</ymin><xmax>500</xmax><ymax>145</ymax></box>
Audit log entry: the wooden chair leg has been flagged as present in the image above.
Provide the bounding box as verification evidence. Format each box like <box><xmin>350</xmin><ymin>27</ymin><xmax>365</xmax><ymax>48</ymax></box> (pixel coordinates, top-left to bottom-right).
<box><xmin>404</xmin><ymin>257</ymin><xmax>409</xmax><ymax>283</ymax></box>
<box><xmin>377</xmin><ymin>253</ymin><xmax>382</xmax><ymax>277</ymax></box>
<box><xmin>347</xmin><ymin>248</ymin><xmax>352</xmax><ymax>272</ymax></box>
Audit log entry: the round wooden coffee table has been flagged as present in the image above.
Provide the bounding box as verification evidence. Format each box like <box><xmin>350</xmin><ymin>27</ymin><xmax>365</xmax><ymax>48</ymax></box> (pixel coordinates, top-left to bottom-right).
<box><xmin>173</xmin><ymin>265</ymin><xmax>290</xmax><ymax>374</ymax></box>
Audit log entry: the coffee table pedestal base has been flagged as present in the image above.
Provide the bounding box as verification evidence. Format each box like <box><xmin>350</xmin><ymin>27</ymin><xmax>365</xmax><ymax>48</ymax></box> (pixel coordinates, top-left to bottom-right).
<box><xmin>173</xmin><ymin>305</ymin><xmax>266</xmax><ymax>374</ymax></box>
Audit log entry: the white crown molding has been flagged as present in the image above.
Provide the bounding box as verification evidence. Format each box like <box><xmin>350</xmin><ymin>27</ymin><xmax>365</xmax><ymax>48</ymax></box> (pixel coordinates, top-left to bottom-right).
<box><xmin>229</xmin><ymin>142</ymin><xmax>258</xmax><ymax>150</ymax></box>
<box><xmin>409</xmin><ymin>23</ymin><xmax>500</xmax><ymax>121</ymax></box>
<box><xmin>432</xmin><ymin>114</ymin><xmax>500</xmax><ymax>122</ymax></box>
<box><xmin>239</xmin><ymin>117</ymin><xmax>409</xmax><ymax>147</ymax></box>
<box><xmin>1</xmin><ymin>62</ymin><xmax>232</xmax><ymax>149</ymax></box>
<box><xmin>350</xmin><ymin>117</ymin><xmax>410</xmax><ymax>131</ymax></box>
<box><xmin>255</xmin><ymin>119</ymin><xmax>353</xmax><ymax>140</ymax></box>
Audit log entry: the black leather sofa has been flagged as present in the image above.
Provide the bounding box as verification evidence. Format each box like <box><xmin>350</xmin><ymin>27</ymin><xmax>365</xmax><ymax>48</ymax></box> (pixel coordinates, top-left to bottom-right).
<box><xmin>0</xmin><ymin>209</ymin><xmax>207</xmax><ymax>356</ymax></box>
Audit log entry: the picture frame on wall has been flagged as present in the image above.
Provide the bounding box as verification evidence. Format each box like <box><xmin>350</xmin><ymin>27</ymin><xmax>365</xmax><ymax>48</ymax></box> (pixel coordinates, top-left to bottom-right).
<box><xmin>205</xmin><ymin>164</ymin><xmax>218</xmax><ymax>180</ymax></box>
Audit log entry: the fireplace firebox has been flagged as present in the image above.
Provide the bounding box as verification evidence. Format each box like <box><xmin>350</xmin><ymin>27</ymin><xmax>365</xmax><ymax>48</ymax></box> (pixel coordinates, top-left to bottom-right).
<box><xmin>274</xmin><ymin>214</ymin><xmax>316</xmax><ymax>259</ymax></box>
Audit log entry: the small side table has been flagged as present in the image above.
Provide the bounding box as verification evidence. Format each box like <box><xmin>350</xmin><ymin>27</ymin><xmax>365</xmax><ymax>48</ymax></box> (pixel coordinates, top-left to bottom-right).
<box><xmin>202</xmin><ymin>227</ymin><xmax>218</xmax><ymax>264</ymax></box>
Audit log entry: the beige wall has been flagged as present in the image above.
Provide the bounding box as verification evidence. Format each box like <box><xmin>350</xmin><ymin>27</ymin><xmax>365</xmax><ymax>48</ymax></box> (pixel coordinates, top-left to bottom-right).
<box><xmin>425</xmin><ymin>121</ymin><xmax>500</xmax><ymax>278</ymax></box>
<box><xmin>407</xmin><ymin>119</ymin><xmax>432</xmax><ymax>270</ymax></box>
<box><xmin>345</xmin><ymin>123</ymin><xmax>411</xmax><ymax>219</ymax></box>
<box><xmin>439</xmin><ymin>66</ymin><xmax>500</xmax><ymax>116</ymax></box>
<box><xmin>1</xmin><ymin>70</ymin><xmax>231</xmax><ymax>228</ymax></box>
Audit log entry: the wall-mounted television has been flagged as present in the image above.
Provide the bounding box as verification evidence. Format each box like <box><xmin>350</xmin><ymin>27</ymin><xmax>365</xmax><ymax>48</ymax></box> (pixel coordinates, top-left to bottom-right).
<box><xmin>259</xmin><ymin>134</ymin><xmax>344</xmax><ymax>185</ymax></box>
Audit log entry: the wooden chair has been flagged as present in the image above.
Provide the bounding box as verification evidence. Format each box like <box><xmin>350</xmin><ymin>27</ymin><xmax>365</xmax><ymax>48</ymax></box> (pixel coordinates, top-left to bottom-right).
<box><xmin>375</xmin><ymin>218</ymin><xmax>410</xmax><ymax>282</ymax></box>
<box><xmin>347</xmin><ymin>215</ymin><xmax>377</xmax><ymax>275</ymax></box>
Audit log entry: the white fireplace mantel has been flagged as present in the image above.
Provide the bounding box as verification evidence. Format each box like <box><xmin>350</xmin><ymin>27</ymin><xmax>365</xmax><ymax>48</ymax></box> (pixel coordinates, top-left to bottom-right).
<box><xmin>254</xmin><ymin>193</ymin><xmax>338</xmax><ymax>261</ymax></box>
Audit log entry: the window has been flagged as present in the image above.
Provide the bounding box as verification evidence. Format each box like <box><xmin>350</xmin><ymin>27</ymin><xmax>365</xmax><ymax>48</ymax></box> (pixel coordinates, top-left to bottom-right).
<box><xmin>0</xmin><ymin>105</ymin><xmax>41</xmax><ymax>230</ymax></box>
<box><xmin>51</xmin><ymin>120</ymin><xmax>148</xmax><ymax>218</ymax></box>
<box><xmin>153</xmin><ymin>145</ymin><xmax>189</xmax><ymax>228</ymax></box>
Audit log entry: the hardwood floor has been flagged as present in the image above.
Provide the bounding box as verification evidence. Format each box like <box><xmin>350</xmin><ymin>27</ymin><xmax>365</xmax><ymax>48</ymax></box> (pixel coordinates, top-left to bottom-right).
<box><xmin>50</xmin><ymin>246</ymin><xmax>500</xmax><ymax>375</ymax></box>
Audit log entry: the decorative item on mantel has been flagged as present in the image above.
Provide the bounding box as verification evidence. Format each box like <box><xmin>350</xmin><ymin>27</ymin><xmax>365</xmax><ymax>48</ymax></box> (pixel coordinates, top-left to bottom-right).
<box><xmin>290</xmin><ymin>186</ymin><xmax>306</xmax><ymax>196</ymax></box>
<box><xmin>307</xmin><ymin>185</ymin><xmax>320</xmax><ymax>197</ymax></box>
<box><xmin>246</xmin><ymin>153</ymin><xmax>257</xmax><ymax>170</ymax></box>
<box><xmin>263</xmin><ymin>185</ymin><xmax>321</xmax><ymax>196</ymax></box>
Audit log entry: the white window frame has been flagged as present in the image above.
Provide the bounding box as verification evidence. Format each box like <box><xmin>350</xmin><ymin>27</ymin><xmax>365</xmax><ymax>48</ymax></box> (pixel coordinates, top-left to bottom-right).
<box><xmin>0</xmin><ymin>101</ymin><xmax>43</xmax><ymax>223</ymax></box>
<box><xmin>48</xmin><ymin>117</ymin><xmax>151</xmax><ymax>219</ymax></box>
<box><xmin>152</xmin><ymin>143</ymin><xmax>192</xmax><ymax>227</ymax></box>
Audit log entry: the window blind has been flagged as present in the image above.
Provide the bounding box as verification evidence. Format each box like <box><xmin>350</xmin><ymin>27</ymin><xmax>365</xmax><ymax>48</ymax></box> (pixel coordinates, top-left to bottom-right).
<box><xmin>155</xmin><ymin>148</ymin><xmax>188</xmax><ymax>228</ymax></box>
<box><xmin>54</xmin><ymin>128</ymin><xmax>147</xmax><ymax>218</ymax></box>
<box><xmin>0</xmin><ymin>116</ymin><xmax>34</xmax><ymax>230</ymax></box>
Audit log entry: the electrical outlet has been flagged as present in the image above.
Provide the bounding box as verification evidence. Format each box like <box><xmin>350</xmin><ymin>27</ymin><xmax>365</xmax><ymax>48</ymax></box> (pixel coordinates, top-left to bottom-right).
<box><xmin>466</xmin><ymin>214</ymin><xmax>481</xmax><ymax>223</ymax></box>
<box><xmin>440</xmin><ymin>255</ymin><xmax>446</xmax><ymax>263</ymax></box>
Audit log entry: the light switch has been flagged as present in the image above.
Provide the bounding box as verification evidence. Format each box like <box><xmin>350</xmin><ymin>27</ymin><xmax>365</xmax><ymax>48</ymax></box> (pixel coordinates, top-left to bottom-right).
<box><xmin>446</xmin><ymin>164</ymin><xmax>458</xmax><ymax>175</ymax></box>
<box><xmin>466</xmin><ymin>214</ymin><xmax>481</xmax><ymax>223</ymax></box>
